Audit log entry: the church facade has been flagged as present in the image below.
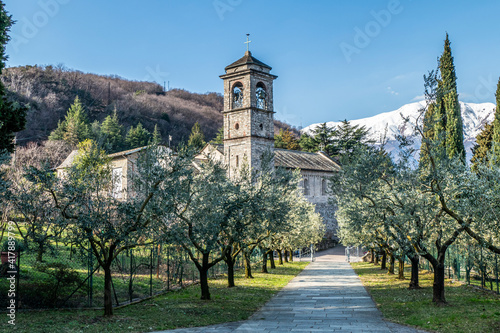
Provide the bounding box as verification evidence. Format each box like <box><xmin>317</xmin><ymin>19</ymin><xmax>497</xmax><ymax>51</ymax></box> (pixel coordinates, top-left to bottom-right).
<box><xmin>196</xmin><ymin>50</ymin><xmax>340</xmax><ymax>241</ymax></box>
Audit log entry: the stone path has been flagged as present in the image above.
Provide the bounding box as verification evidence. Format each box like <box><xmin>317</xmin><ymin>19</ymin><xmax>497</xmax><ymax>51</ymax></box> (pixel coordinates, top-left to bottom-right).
<box><xmin>153</xmin><ymin>246</ymin><xmax>427</xmax><ymax>333</ymax></box>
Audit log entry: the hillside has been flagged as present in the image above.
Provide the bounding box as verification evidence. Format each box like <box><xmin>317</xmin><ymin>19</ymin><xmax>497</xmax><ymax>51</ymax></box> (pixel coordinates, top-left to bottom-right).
<box><xmin>304</xmin><ymin>101</ymin><xmax>496</xmax><ymax>161</ymax></box>
<box><xmin>2</xmin><ymin>65</ymin><xmax>293</xmax><ymax>147</ymax></box>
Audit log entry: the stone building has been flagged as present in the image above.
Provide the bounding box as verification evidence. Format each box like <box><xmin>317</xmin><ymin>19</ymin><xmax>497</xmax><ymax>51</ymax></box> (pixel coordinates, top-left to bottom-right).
<box><xmin>196</xmin><ymin>50</ymin><xmax>340</xmax><ymax>241</ymax></box>
<box><xmin>56</xmin><ymin>146</ymin><xmax>170</xmax><ymax>200</ymax></box>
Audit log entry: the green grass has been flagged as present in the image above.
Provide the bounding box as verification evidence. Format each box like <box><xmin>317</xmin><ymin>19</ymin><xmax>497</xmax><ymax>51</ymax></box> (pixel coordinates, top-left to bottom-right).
<box><xmin>352</xmin><ymin>261</ymin><xmax>500</xmax><ymax>333</ymax></box>
<box><xmin>1</xmin><ymin>261</ymin><xmax>308</xmax><ymax>333</ymax></box>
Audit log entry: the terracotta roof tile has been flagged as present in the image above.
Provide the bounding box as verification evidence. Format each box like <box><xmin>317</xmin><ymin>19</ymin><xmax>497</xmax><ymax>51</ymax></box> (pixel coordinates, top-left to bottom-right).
<box><xmin>274</xmin><ymin>149</ymin><xmax>340</xmax><ymax>172</ymax></box>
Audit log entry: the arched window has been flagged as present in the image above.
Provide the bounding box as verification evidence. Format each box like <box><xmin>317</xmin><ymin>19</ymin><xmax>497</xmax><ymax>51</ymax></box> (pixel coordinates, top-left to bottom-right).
<box><xmin>322</xmin><ymin>179</ymin><xmax>327</xmax><ymax>196</ymax></box>
<box><xmin>232</xmin><ymin>82</ymin><xmax>244</xmax><ymax>109</ymax></box>
<box><xmin>256</xmin><ymin>82</ymin><xmax>267</xmax><ymax>109</ymax></box>
<box><xmin>303</xmin><ymin>178</ymin><xmax>310</xmax><ymax>196</ymax></box>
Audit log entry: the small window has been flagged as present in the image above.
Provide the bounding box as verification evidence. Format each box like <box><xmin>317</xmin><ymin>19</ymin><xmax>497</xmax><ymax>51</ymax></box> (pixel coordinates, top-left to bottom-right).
<box><xmin>112</xmin><ymin>167</ymin><xmax>123</xmax><ymax>199</ymax></box>
<box><xmin>236</xmin><ymin>155</ymin><xmax>239</xmax><ymax>168</ymax></box>
<box><xmin>322</xmin><ymin>179</ymin><xmax>327</xmax><ymax>196</ymax></box>
<box><xmin>235</xmin><ymin>123</ymin><xmax>239</xmax><ymax>130</ymax></box>
<box><xmin>303</xmin><ymin>178</ymin><xmax>310</xmax><ymax>196</ymax></box>
<box><xmin>259</xmin><ymin>123</ymin><xmax>263</xmax><ymax>130</ymax></box>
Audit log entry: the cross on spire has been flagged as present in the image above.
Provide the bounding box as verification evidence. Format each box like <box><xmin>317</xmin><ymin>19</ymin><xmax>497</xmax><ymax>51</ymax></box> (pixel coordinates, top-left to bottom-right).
<box><xmin>244</xmin><ymin>33</ymin><xmax>251</xmax><ymax>52</ymax></box>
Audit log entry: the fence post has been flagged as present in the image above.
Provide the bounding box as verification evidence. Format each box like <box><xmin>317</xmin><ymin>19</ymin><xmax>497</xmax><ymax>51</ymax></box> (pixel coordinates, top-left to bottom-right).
<box><xmin>496</xmin><ymin>253</ymin><xmax>499</xmax><ymax>294</ymax></box>
<box><xmin>130</xmin><ymin>249</ymin><xmax>133</xmax><ymax>303</ymax></box>
<box><xmin>150</xmin><ymin>247</ymin><xmax>153</xmax><ymax>297</ymax></box>
<box><xmin>88</xmin><ymin>243</ymin><xmax>93</xmax><ymax>307</ymax></box>
<box><xmin>167</xmin><ymin>246</ymin><xmax>170</xmax><ymax>291</ymax></box>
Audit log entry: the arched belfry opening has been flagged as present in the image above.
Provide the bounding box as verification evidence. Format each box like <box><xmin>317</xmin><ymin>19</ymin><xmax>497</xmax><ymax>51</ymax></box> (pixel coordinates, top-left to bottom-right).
<box><xmin>232</xmin><ymin>82</ymin><xmax>244</xmax><ymax>109</ymax></box>
<box><xmin>256</xmin><ymin>82</ymin><xmax>267</xmax><ymax>110</ymax></box>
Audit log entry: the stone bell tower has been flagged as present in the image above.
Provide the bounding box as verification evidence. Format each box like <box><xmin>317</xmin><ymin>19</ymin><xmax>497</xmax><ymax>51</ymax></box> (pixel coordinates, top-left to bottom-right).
<box><xmin>220</xmin><ymin>48</ymin><xmax>277</xmax><ymax>176</ymax></box>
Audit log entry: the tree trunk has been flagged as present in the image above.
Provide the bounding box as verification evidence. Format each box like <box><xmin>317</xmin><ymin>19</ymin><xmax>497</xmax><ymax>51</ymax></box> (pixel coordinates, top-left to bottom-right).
<box><xmin>380</xmin><ymin>251</ymin><xmax>387</xmax><ymax>270</ymax></box>
<box><xmin>200</xmin><ymin>253</ymin><xmax>211</xmax><ymax>300</ymax></box>
<box><xmin>284</xmin><ymin>250</ymin><xmax>288</xmax><ymax>263</ymax></box>
<box><xmin>374</xmin><ymin>251</ymin><xmax>379</xmax><ymax>265</ymax></box>
<box><xmin>261</xmin><ymin>248</ymin><xmax>268</xmax><ymax>273</ymax></box>
<box><xmin>370</xmin><ymin>248</ymin><xmax>374</xmax><ymax>263</ymax></box>
<box><xmin>277</xmin><ymin>249</ymin><xmax>283</xmax><ymax>265</ymax></box>
<box><xmin>289</xmin><ymin>248</ymin><xmax>293</xmax><ymax>262</ymax></box>
<box><xmin>103</xmin><ymin>263</ymin><xmax>113</xmax><ymax>316</ymax></box>
<box><xmin>388</xmin><ymin>253</ymin><xmax>395</xmax><ymax>274</ymax></box>
<box><xmin>36</xmin><ymin>244</ymin><xmax>44</xmax><ymax>262</ymax></box>
<box><xmin>225</xmin><ymin>253</ymin><xmax>235</xmax><ymax>288</ymax></box>
<box><xmin>398</xmin><ymin>257</ymin><xmax>405</xmax><ymax>280</ymax></box>
<box><xmin>243</xmin><ymin>249</ymin><xmax>253</xmax><ymax>279</ymax></box>
<box><xmin>269</xmin><ymin>250</ymin><xmax>276</xmax><ymax>269</ymax></box>
<box><xmin>432</xmin><ymin>259</ymin><xmax>446</xmax><ymax>305</ymax></box>
<box><xmin>409</xmin><ymin>256</ymin><xmax>420</xmax><ymax>289</ymax></box>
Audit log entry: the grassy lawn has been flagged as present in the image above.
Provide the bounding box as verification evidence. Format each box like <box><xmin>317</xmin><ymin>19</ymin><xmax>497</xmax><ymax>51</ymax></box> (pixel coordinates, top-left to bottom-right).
<box><xmin>1</xmin><ymin>261</ymin><xmax>308</xmax><ymax>333</ymax></box>
<box><xmin>352</xmin><ymin>261</ymin><xmax>500</xmax><ymax>333</ymax></box>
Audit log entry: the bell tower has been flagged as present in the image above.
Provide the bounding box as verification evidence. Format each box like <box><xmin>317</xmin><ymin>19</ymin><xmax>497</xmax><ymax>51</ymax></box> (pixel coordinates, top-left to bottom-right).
<box><xmin>220</xmin><ymin>48</ymin><xmax>277</xmax><ymax>176</ymax></box>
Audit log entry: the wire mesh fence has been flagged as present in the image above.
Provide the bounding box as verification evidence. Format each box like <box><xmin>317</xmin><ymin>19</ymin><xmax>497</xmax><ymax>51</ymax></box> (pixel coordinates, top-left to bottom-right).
<box><xmin>0</xmin><ymin>238</ymin><xmax>265</xmax><ymax>310</ymax></box>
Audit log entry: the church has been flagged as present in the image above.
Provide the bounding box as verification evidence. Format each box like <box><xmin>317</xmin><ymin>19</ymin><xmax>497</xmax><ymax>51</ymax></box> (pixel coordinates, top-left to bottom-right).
<box><xmin>195</xmin><ymin>49</ymin><xmax>340</xmax><ymax>242</ymax></box>
<box><xmin>56</xmin><ymin>48</ymin><xmax>341</xmax><ymax>242</ymax></box>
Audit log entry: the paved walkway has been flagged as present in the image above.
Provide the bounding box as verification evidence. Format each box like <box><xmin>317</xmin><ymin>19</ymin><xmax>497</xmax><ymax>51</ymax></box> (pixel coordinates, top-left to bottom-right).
<box><xmin>154</xmin><ymin>246</ymin><xmax>427</xmax><ymax>333</ymax></box>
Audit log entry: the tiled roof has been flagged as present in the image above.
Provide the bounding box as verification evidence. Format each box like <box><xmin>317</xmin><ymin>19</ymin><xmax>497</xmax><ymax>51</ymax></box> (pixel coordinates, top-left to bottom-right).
<box><xmin>225</xmin><ymin>51</ymin><xmax>272</xmax><ymax>71</ymax></box>
<box><xmin>213</xmin><ymin>144</ymin><xmax>224</xmax><ymax>154</ymax></box>
<box><xmin>57</xmin><ymin>145</ymin><xmax>153</xmax><ymax>169</ymax></box>
<box><xmin>56</xmin><ymin>150</ymin><xmax>78</xmax><ymax>169</ymax></box>
<box><xmin>274</xmin><ymin>149</ymin><xmax>340</xmax><ymax>172</ymax></box>
<box><xmin>107</xmin><ymin>146</ymin><xmax>150</xmax><ymax>158</ymax></box>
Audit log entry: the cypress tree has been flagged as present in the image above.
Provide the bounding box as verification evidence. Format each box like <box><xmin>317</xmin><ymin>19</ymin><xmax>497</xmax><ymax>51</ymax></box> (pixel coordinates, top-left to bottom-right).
<box><xmin>438</xmin><ymin>33</ymin><xmax>465</xmax><ymax>162</ymax></box>
<box><xmin>0</xmin><ymin>3</ymin><xmax>26</xmax><ymax>153</ymax></box>
<box><xmin>419</xmin><ymin>102</ymin><xmax>436</xmax><ymax>169</ymax></box>
<box><xmin>187</xmin><ymin>122</ymin><xmax>205</xmax><ymax>150</ymax></box>
<box><xmin>471</xmin><ymin>122</ymin><xmax>493</xmax><ymax>171</ymax></box>
<box><xmin>151</xmin><ymin>124</ymin><xmax>161</xmax><ymax>144</ymax></box>
<box><xmin>491</xmin><ymin>77</ymin><xmax>500</xmax><ymax>163</ymax></box>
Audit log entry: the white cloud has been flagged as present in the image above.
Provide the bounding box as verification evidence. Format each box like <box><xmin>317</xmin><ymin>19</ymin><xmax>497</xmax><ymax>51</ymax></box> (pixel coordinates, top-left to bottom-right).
<box><xmin>387</xmin><ymin>86</ymin><xmax>399</xmax><ymax>96</ymax></box>
<box><xmin>411</xmin><ymin>94</ymin><xmax>425</xmax><ymax>102</ymax></box>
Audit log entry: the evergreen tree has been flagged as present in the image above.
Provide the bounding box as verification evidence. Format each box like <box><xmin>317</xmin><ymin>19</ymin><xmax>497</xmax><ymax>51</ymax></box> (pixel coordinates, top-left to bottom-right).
<box><xmin>419</xmin><ymin>103</ymin><xmax>436</xmax><ymax>169</ymax></box>
<box><xmin>311</xmin><ymin>123</ymin><xmax>335</xmax><ymax>153</ymax></box>
<box><xmin>471</xmin><ymin>122</ymin><xmax>493</xmax><ymax>171</ymax></box>
<box><xmin>151</xmin><ymin>124</ymin><xmax>161</xmax><ymax>144</ymax></box>
<box><xmin>298</xmin><ymin>133</ymin><xmax>318</xmax><ymax>152</ymax></box>
<box><xmin>439</xmin><ymin>33</ymin><xmax>465</xmax><ymax>162</ymax></box>
<box><xmin>48</xmin><ymin>120</ymin><xmax>66</xmax><ymax>141</ymax></box>
<box><xmin>0</xmin><ymin>3</ymin><xmax>26</xmax><ymax>153</ymax></box>
<box><xmin>187</xmin><ymin>122</ymin><xmax>205</xmax><ymax>150</ymax></box>
<box><xmin>210</xmin><ymin>126</ymin><xmax>224</xmax><ymax>145</ymax></box>
<box><xmin>125</xmin><ymin>123</ymin><xmax>151</xmax><ymax>149</ymax></box>
<box><xmin>491</xmin><ymin>77</ymin><xmax>500</xmax><ymax>163</ymax></box>
<box><xmin>100</xmin><ymin>109</ymin><xmax>123</xmax><ymax>152</ymax></box>
<box><xmin>89</xmin><ymin>120</ymin><xmax>101</xmax><ymax>142</ymax></box>
<box><xmin>419</xmin><ymin>70</ymin><xmax>439</xmax><ymax>170</ymax></box>
<box><xmin>48</xmin><ymin>96</ymin><xmax>90</xmax><ymax>147</ymax></box>
<box><xmin>331</xmin><ymin>120</ymin><xmax>373</xmax><ymax>157</ymax></box>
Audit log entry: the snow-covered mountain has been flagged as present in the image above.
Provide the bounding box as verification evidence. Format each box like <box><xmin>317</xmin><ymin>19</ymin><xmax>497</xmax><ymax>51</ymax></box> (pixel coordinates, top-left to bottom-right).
<box><xmin>303</xmin><ymin>101</ymin><xmax>496</xmax><ymax>161</ymax></box>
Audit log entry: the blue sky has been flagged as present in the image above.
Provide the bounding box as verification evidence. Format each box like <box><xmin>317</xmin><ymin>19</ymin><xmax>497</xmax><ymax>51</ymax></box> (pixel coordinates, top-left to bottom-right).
<box><xmin>4</xmin><ymin>0</ymin><xmax>500</xmax><ymax>128</ymax></box>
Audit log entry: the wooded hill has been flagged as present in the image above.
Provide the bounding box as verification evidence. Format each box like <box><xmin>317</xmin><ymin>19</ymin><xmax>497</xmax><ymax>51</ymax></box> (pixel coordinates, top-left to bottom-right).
<box><xmin>2</xmin><ymin>65</ymin><xmax>293</xmax><ymax>147</ymax></box>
